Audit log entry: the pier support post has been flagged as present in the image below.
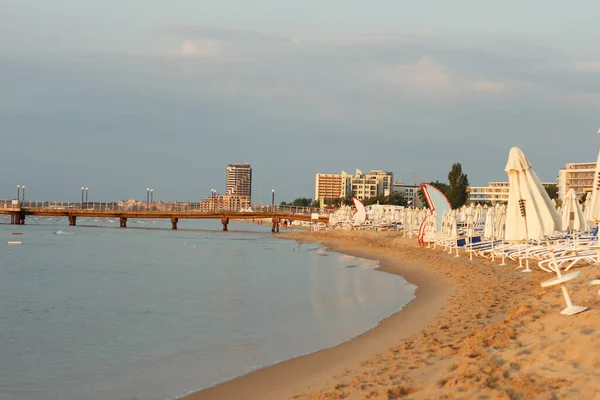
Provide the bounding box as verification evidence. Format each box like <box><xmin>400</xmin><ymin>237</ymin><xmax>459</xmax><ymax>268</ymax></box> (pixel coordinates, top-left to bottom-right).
<box><xmin>11</xmin><ymin>214</ymin><xmax>16</xmax><ymax>225</ymax></box>
<box><xmin>171</xmin><ymin>217</ymin><xmax>179</xmax><ymax>230</ymax></box>
<box><xmin>19</xmin><ymin>213</ymin><xmax>25</xmax><ymax>225</ymax></box>
<box><xmin>222</xmin><ymin>217</ymin><xmax>229</xmax><ymax>231</ymax></box>
<box><xmin>119</xmin><ymin>217</ymin><xmax>127</xmax><ymax>228</ymax></box>
<box><xmin>69</xmin><ymin>216</ymin><xmax>77</xmax><ymax>226</ymax></box>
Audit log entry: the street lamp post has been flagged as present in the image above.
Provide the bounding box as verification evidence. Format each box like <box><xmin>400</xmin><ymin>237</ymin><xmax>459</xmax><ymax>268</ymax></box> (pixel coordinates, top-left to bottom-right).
<box><xmin>271</xmin><ymin>189</ymin><xmax>275</xmax><ymax>211</ymax></box>
<box><xmin>150</xmin><ymin>189</ymin><xmax>153</xmax><ymax>204</ymax></box>
<box><xmin>17</xmin><ymin>185</ymin><xmax>20</xmax><ymax>202</ymax></box>
<box><xmin>85</xmin><ymin>188</ymin><xmax>89</xmax><ymax>203</ymax></box>
<box><xmin>146</xmin><ymin>188</ymin><xmax>150</xmax><ymax>204</ymax></box>
<box><xmin>81</xmin><ymin>187</ymin><xmax>84</xmax><ymax>209</ymax></box>
<box><xmin>22</xmin><ymin>186</ymin><xmax>25</xmax><ymax>202</ymax></box>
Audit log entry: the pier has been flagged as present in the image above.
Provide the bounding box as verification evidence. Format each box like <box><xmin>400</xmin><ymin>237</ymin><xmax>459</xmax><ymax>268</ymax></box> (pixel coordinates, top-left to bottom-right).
<box><xmin>0</xmin><ymin>201</ymin><xmax>328</xmax><ymax>232</ymax></box>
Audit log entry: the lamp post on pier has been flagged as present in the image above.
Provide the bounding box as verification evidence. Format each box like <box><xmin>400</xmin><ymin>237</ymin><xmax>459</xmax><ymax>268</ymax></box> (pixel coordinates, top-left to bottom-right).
<box><xmin>271</xmin><ymin>189</ymin><xmax>275</xmax><ymax>211</ymax></box>
<box><xmin>81</xmin><ymin>187</ymin><xmax>84</xmax><ymax>209</ymax></box>
<box><xmin>150</xmin><ymin>189</ymin><xmax>153</xmax><ymax>204</ymax></box>
<box><xmin>85</xmin><ymin>188</ymin><xmax>89</xmax><ymax>204</ymax></box>
<box><xmin>17</xmin><ymin>185</ymin><xmax>20</xmax><ymax>202</ymax></box>
<box><xmin>211</xmin><ymin>189</ymin><xmax>216</xmax><ymax>211</ymax></box>
<box><xmin>22</xmin><ymin>186</ymin><xmax>25</xmax><ymax>202</ymax></box>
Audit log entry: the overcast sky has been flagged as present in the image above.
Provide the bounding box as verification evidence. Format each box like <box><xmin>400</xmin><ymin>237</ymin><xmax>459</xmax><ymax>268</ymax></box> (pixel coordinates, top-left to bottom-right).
<box><xmin>1</xmin><ymin>1</ymin><xmax>599</xmax><ymax>202</ymax></box>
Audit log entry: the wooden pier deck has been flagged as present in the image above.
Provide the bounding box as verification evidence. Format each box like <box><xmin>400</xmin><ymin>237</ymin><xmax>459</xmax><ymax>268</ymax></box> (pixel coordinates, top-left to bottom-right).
<box><xmin>0</xmin><ymin>202</ymin><xmax>329</xmax><ymax>232</ymax></box>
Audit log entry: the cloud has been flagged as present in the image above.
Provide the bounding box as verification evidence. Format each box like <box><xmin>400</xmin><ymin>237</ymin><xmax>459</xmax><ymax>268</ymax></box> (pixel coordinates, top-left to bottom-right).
<box><xmin>371</xmin><ymin>57</ymin><xmax>455</xmax><ymax>98</ymax></box>
<box><xmin>572</xmin><ymin>61</ymin><xmax>600</xmax><ymax>71</ymax></box>
<box><xmin>170</xmin><ymin>26</ymin><xmax>291</xmax><ymax>45</ymax></box>
<box><xmin>180</xmin><ymin>39</ymin><xmax>217</xmax><ymax>56</ymax></box>
<box><xmin>472</xmin><ymin>78</ymin><xmax>508</xmax><ymax>93</ymax></box>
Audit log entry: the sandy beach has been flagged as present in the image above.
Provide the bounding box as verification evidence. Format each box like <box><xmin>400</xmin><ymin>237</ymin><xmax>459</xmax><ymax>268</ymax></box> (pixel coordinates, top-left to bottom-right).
<box><xmin>186</xmin><ymin>230</ymin><xmax>600</xmax><ymax>400</ymax></box>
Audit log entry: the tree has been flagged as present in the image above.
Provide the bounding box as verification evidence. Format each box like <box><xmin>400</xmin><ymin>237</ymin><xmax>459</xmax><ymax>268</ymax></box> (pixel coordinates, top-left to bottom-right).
<box><xmin>388</xmin><ymin>191</ymin><xmax>408</xmax><ymax>206</ymax></box>
<box><xmin>343</xmin><ymin>191</ymin><xmax>356</xmax><ymax>206</ymax></box>
<box><xmin>554</xmin><ymin>198</ymin><xmax>563</xmax><ymax>208</ymax></box>
<box><xmin>291</xmin><ymin>198</ymin><xmax>312</xmax><ymax>207</ymax></box>
<box><xmin>544</xmin><ymin>184</ymin><xmax>558</xmax><ymax>200</ymax></box>
<box><xmin>362</xmin><ymin>192</ymin><xmax>407</xmax><ymax>207</ymax></box>
<box><xmin>446</xmin><ymin>163</ymin><xmax>469</xmax><ymax>209</ymax></box>
<box><xmin>430</xmin><ymin>180</ymin><xmax>450</xmax><ymax>194</ymax></box>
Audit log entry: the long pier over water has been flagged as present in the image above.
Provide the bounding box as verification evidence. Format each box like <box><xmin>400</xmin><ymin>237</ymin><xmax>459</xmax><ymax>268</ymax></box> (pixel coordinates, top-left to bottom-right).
<box><xmin>0</xmin><ymin>201</ymin><xmax>329</xmax><ymax>232</ymax></box>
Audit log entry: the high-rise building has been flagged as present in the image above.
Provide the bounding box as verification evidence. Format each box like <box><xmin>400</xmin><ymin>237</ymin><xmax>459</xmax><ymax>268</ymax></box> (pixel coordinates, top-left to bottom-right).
<box><xmin>314</xmin><ymin>173</ymin><xmax>348</xmax><ymax>202</ymax></box>
<box><xmin>557</xmin><ymin>161</ymin><xmax>596</xmax><ymax>200</ymax></box>
<box><xmin>225</xmin><ymin>163</ymin><xmax>252</xmax><ymax>199</ymax></box>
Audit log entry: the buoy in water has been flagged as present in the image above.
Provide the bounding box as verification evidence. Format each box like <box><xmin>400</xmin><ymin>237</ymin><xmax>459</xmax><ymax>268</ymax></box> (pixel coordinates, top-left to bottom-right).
<box><xmin>8</xmin><ymin>241</ymin><xmax>22</xmax><ymax>245</ymax></box>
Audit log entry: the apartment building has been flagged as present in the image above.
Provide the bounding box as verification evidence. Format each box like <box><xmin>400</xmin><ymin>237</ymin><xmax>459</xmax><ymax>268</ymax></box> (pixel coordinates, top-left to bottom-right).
<box><xmin>349</xmin><ymin>169</ymin><xmax>393</xmax><ymax>200</ymax></box>
<box><xmin>314</xmin><ymin>173</ymin><xmax>347</xmax><ymax>202</ymax></box>
<box><xmin>314</xmin><ymin>169</ymin><xmax>393</xmax><ymax>202</ymax></box>
<box><xmin>392</xmin><ymin>182</ymin><xmax>423</xmax><ymax>207</ymax></box>
<box><xmin>557</xmin><ymin>161</ymin><xmax>596</xmax><ymax>200</ymax></box>
<box><xmin>225</xmin><ymin>163</ymin><xmax>252</xmax><ymax>199</ymax></box>
<box><xmin>468</xmin><ymin>181</ymin><xmax>556</xmax><ymax>204</ymax></box>
<box><xmin>200</xmin><ymin>194</ymin><xmax>251</xmax><ymax>212</ymax></box>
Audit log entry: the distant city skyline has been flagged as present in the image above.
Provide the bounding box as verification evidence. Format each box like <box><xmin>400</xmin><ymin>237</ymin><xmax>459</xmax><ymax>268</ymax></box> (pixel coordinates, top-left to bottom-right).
<box><xmin>1</xmin><ymin>1</ymin><xmax>599</xmax><ymax>201</ymax></box>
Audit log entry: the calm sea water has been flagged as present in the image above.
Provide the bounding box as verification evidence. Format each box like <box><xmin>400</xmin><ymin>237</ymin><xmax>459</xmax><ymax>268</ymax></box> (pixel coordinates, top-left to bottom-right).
<box><xmin>0</xmin><ymin>218</ymin><xmax>416</xmax><ymax>400</ymax></box>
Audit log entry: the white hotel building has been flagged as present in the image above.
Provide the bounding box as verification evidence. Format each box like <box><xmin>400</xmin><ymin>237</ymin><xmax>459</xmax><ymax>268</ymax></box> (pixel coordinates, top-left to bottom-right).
<box><xmin>468</xmin><ymin>181</ymin><xmax>556</xmax><ymax>204</ymax></box>
<box><xmin>557</xmin><ymin>161</ymin><xmax>596</xmax><ymax>200</ymax></box>
<box><xmin>314</xmin><ymin>169</ymin><xmax>393</xmax><ymax>202</ymax></box>
<box><xmin>391</xmin><ymin>182</ymin><xmax>423</xmax><ymax>207</ymax></box>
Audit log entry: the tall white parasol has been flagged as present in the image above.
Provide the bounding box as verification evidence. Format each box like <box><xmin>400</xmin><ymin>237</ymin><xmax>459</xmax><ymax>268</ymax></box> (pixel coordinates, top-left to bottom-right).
<box><xmin>586</xmin><ymin>150</ymin><xmax>600</xmax><ymax>226</ymax></box>
<box><xmin>561</xmin><ymin>188</ymin><xmax>587</xmax><ymax>232</ymax></box>
<box><xmin>504</xmin><ymin>147</ymin><xmax>561</xmax><ymax>271</ymax></box>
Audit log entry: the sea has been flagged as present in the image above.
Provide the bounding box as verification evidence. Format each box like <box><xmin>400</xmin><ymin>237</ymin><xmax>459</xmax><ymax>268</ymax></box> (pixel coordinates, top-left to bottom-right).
<box><xmin>0</xmin><ymin>217</ymin><xmax>416</xmax><ymax>400</ymax></box>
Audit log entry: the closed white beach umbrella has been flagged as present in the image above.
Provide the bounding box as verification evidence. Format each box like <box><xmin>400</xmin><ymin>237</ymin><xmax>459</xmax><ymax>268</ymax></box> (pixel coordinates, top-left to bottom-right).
<box><xmin>495</xmin><ymin>204</ymin><xmax>506</xmax><ymax>239</ymax></box>
<box><xmin>474</xmin><ymin>204</ymin><xmax>484</xmax><ymax>223</ymax></box>
<box><xmin>466</xmin><ymin>209</ymin><xmax>475</xmax><ymax>238</ymax></box>
<box><xmin>459</xmin><ymin>206</ymin><xmax>467</xmax><ymax>223</ymax></box>
<box><xmin>449</xmin><ymin>210</ymin><xmax>458</xmax><ymax>237</ymax></box>
<box><xmin>417</xmin><ymin>208</ymin><xmax>426</xmax><ymax>225</ymax></box>
<box><xmin>484</xmin><ymin>207</ymin><xmax>495</xmax><ymax>238</ymax></box>
<box><xmin>586</xmin><ymin>150</ymin><xmax>600</xmax><ymax>224</ymax></box>
<box><xmin>428</xmin><ymin>210</ymin><xmax>437</xmax><ymax>233</ymax></box>
<box><xmin>504</xmin><ymin>147</ymin><xmax>561</xmax><ymax>242</ymax></box>
<box><xmin>582</xmin><ymin>192</ymin><xmax>592</xmax><ymax>222</ymax></box>
<box><xmin>561</xmin><ymin>189</ymin><xmax>587</xmax><ymax>232</ymax></box>
<box><xmin>441</xmin><ymin>210</ymin><xmax>448</xmax><ymax>235</ymax></box>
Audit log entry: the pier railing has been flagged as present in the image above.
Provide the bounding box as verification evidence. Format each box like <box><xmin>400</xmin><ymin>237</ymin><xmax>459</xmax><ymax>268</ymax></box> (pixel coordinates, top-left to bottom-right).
<box><xmin>1</xmin><ymin>200</ymin><xmax>326</xmax><ymax>216</ymax></box>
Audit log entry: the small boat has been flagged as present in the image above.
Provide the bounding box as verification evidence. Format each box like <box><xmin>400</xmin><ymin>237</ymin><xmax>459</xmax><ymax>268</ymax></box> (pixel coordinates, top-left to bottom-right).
<box><xmin>12</xmin><ymin>232</ymin><xmax>23</xmax><ymax>235</ymax></box>
<box><xmin>8</xmin><ymin>241</ymin><xmax>22</xmax><ymax>245</ymax></box>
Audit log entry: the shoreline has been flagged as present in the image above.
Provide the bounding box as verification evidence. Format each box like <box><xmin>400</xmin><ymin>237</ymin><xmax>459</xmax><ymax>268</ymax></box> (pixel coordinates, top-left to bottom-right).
<box><xmin>185</xmin><ymin>230</ymin><xmax>600</xmax><ymax>399</ymax></box>
<box><xmin>184</xmin><ymin>232</ymin><xmax>453</xmax><ymax>400</ymax></box>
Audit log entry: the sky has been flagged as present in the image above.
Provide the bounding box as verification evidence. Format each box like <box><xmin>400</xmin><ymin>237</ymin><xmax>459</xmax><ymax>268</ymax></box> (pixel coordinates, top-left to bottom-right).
<box><xmin>1</xmin><ymin>0</ymin><xmax>600</xmax><ymax>202</ymax></box>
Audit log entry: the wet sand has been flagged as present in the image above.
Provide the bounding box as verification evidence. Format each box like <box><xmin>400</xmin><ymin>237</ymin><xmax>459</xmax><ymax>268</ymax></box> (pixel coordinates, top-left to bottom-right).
<box><xmin>185</xmin><ymin>230</ymin><xmax>600</xmax><ymax>399</ymax></box>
